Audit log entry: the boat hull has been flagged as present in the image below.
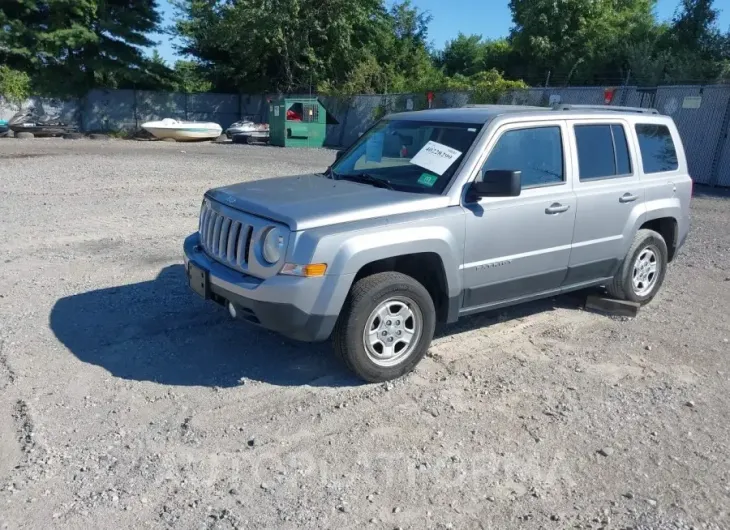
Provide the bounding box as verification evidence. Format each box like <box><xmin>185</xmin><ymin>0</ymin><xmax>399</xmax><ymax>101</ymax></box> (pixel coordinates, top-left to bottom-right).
<box><xmin>141</xmin><ymin>120</ymin><xmax>222</xmax><ymax>141</ymax></box>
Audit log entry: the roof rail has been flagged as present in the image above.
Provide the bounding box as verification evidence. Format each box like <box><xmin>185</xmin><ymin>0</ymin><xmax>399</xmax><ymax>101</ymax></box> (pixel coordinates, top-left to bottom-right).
<box><xmin>552</xmin><ymin>104</ymin><xmax>659</xmax><ymax>115</ymax></box>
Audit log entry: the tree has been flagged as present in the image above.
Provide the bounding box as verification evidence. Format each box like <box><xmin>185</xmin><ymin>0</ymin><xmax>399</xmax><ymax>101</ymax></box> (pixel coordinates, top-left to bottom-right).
<box><xmin>439</xmin><ymin>34</ymin><xmax>513</xmax><ymax>78</ymax></box>
<box><xmin>0</xmin><ymin>66</ymin><xmax>31</xmax><ymax>109</ymax></box>
<box><xmin>150</xmin><ymin>50</ymin><xmax>167</xmax><ymax>67</ymax></box>
<box><xmin>172</xmin><ymin>60</ymin><xmax>213</xmax><ymax>93</ymax></box>
<box><xmin>173</xmin><ymin>0</ymin><xmax>438</xmax><ymax>94</ymax></box>
<box><xmin>508</xmin><ymin>0</ymin><xmax>658</xmax><ymax>84</ymax></box>
<box><xmin>664</xmin><ymin>0</ymin><xmax>730</xmax><ymax>82</ymax></box>
<box><xmin>623</xmin><ymin>0</ymin><xmax>730</xmax><ymax>85</ymax></box>
<box><xmin>0</xmin><ymin>0</ymin><xmax>172</xmax><ymax>95</ymax></box>
<box><xmin>440</xmin><ymin>34</ymin><xmax>487</xmax><ymax>77</ymax></box>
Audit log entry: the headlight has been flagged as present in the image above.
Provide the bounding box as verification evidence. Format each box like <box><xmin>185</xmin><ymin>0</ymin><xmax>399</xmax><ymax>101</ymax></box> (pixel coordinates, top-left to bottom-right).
<box><xmin>262</xmin><ymin>226</ymin><xmax>283</xmax><ymax>263</ymax></box>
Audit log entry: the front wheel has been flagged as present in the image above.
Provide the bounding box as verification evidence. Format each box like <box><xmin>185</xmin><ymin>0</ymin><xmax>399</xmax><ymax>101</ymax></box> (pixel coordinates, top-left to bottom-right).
<box><xmin>608</xmin><ymin>229</ymin><xmax>668</xmax><ymax>305</ymax></box>
<box><xmin>332</xmin><ymin>272</ymin><xmax>436</xmax><ymax>383</ymax></box>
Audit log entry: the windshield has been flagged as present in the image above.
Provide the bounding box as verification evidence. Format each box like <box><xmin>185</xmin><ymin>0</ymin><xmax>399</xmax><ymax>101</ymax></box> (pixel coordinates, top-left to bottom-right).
<box><xmin>331</xmin><ymin>119</ymin><xmax>483</xmax><ymax>194</ymax></box>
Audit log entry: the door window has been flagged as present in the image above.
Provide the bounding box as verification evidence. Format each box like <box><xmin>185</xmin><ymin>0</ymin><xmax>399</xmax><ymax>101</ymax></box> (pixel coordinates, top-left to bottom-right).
<box><xmin>574</xmin><ymin>124</ymin><xmax>633</xmax><ymax>181</ymax></box>
<box><xmin>482</xmin><ymin>126</ymin><xmax>564</xmax><ymax>188</ymax></box>
<box><xmin>635</xmin><ymin>124</ymin><xmax>679</xmax><ymax>173</ymax></box>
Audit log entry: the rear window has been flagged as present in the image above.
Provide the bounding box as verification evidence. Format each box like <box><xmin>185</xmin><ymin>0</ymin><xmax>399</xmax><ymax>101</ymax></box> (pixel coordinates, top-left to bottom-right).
<box><xmin>635</xmin><ymin>124</ymin><xmax>679</xmax><ymax>173</ymax></box>
<box><xmin>574</xmin><ymin>124</ymin><xmax>632</xmax><ymax>180</ymax></box>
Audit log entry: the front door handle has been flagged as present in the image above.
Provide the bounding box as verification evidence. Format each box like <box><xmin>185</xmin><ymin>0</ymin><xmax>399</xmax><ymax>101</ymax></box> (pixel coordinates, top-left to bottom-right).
<box><xmin>545</xmin><ymin>203</ymin><xmax>570</xmax><ymax>214</ymax></box>
<box><xmin>619</xmin><ymin>193</ymin><xmax>639</xmax><ymax>203</ymax></box>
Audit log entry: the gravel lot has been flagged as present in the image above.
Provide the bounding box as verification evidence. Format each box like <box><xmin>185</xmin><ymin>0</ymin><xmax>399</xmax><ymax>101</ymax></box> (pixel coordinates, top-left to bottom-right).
<box><xmin>0</xmin><ymin>138</ymin><xmax>728</xmax><ymax>530</ymax></box>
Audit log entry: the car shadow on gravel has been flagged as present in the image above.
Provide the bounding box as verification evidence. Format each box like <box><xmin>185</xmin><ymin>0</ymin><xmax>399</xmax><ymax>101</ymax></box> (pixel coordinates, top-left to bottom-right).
<box><xmin>49</xmin><ymin>265</ymin><xmax>361</xmax><ymax>388</ymax></box>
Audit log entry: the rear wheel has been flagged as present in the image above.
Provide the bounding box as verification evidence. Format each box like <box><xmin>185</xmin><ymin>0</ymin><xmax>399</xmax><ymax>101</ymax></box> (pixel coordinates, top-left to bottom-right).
<box><xmin>608</xmin><ymin>229</ymin><xmax>668</xmax><ymax>305</ymax></box>
<box><xmin>332</xmin><ymin>272</ymin><xmax>436</xmax><ymax>383</ymax></box>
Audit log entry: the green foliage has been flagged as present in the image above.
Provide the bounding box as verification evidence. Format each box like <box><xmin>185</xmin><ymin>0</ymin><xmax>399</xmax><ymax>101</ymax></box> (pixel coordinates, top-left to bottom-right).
<box><xmin>0</xmin><ymin>66</ymin><xmax>31</xmax><ymax>109</ymax></box>
<box><xmin>443</xmin><ymin>70</ymin><xmax>528</xmax><ymax>104</ymax></box>
<box><xmin>2</xmin><ymin>0</ymin><xmax>730</xmax><ymax>100</ymax></box>
<box><xmin>173</xmin><ymin>0</ymin><xmax>441</xmax><ymax>94</ymax></box>
<box><xmin>508</xmin><ymin>0</ymin><xmax>659</xmax><ymax>84</ymax></box>
<box><xmin>172</xmin><ymin>61</ymin><xmax>213</xmax><ymax>93</ymax></box>
<box><xmin>0</xmin><ymin>0</ymin><xmax>173</xmax><ymax>96</ymax></box>
<box><xmin>505</xmin><ymin>0</ymin><xmax>730</xmax><ymax>86</ymax></box>
<box><xmin>439</xmin><ymin>35</ymin><xmax>513</xmax><ymax>78</ymax></box>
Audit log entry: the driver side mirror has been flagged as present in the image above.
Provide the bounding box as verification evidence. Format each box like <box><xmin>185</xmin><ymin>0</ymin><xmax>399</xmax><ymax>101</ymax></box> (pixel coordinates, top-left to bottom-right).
<box><xmin>469</xmin><ymin>170</ymin><xmax>521</xmax><ymax>199</ymax></box>
<box><xmin>335</xmin><ymin>149</ymin><xmax>345</xmax><ymax>161</ymax></box>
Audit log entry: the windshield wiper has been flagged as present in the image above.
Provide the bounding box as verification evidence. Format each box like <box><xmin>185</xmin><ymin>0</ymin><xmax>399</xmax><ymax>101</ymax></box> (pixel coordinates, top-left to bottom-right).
<box><xmin>340</xmin><ymin>172</ymin><xmax>394</xmax><ymax>190</ymax></box>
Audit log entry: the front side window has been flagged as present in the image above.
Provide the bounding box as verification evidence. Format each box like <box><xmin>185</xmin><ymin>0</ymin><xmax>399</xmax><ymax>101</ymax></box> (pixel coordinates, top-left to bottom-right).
<box><xmin>635</xmin><ymin>124</ymin><xmax>679</xmax><ymax>173</ymax></box>
<box><xmin>331</xmin><ymin>119</ymin><xmax>482</xmax><ymax>194</ymax></box>
<box><xmin>575</xmin><ymin>124</ymin><xmax>633</xmax><ymax>181</ymax></box>
<box><xmin>482</xmin><ymin>126</ymin><xmax>564</xmax><ymax>188</ymax></box>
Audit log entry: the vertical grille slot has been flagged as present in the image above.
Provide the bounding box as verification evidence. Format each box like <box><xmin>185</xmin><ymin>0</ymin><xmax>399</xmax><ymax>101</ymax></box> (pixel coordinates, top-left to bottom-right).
<box><xmin>206</xmin><ymin>211</ymin><xmax>218</xmax><ymax>250</ymax></box>
<box><xmin>237</xmin><ymin>225</ymin><xmax>253</xmax><ymax>265</ymax></box>
<box><xmin>211</xmin><ymin>215</ymin><xmax>224</xmax><ymax>255</ymax></box>
<box><xmin>218</xmin><ymin>218</ymin><xmax>231</xmax><ymax>259</ymax></box>
<box><xmin>227</xmin><ymin>221</ymin><xmax>241</xmax><ymax>263</ymax></box>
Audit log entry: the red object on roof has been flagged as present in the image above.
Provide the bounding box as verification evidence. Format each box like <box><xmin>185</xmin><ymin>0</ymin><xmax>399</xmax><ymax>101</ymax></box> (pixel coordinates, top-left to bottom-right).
<box><xmin>604</xmin><ymin>87</ymin><xmax>616</xmax><ymax>105</ymax></box>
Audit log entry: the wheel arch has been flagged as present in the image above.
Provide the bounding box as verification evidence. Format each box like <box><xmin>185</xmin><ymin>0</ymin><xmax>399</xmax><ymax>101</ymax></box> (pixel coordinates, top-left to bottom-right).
<box><xmin>320</xmin><ymin>227</ymin><xmax>463</xmax><ymax>324</ymax></box>
<box><xmin>639</xmin><ymin>216</ymin><xmax>679</xmax><ymax>262</ymax></box>
<box><xmin>636</xmin><ymin>199</ymin><xmax>682</xmax><ymax>262</ymax></box>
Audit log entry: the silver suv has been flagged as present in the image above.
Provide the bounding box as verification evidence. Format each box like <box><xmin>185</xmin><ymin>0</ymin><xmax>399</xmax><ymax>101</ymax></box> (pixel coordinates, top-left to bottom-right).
<box><xmin>184</xmin><ymin>104</ymin><xmax>692</xmax><ymax>382</ymax></box>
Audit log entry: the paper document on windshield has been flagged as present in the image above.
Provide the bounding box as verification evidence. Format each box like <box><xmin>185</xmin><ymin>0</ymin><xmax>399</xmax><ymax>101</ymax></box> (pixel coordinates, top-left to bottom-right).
<box><xmin>410</xmin><ymin>141</ymin><xmax>462</xmax><ymax>175</ymax></box>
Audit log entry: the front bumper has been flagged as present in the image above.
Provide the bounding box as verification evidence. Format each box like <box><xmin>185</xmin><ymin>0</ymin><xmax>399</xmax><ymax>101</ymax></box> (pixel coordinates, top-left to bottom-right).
<box><xmin>183</xmin><ymin>233</ymin><xmax>338</xmax><ymax>342</ymax></box>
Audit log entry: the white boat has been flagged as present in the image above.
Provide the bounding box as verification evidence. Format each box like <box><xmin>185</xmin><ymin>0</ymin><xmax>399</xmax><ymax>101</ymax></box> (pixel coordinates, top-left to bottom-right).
<box><xmin>141</xmin><ymin>118</ymin><xmax>222</xmax><ymax>141</ymax></box>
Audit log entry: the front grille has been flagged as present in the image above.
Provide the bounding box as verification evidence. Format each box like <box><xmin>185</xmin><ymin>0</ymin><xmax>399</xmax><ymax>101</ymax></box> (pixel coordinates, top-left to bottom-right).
<box><xmin>199</xmin><ymin>201</ymin><xmax>254</xmax><ymax>271</ymax></box>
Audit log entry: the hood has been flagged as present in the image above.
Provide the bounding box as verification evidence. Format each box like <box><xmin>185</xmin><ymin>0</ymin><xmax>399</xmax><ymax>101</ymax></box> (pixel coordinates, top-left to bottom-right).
<box><xmin>206</xmin><ymin>174</ymin><xmax>450</xmax><ymax>231</ymax></box>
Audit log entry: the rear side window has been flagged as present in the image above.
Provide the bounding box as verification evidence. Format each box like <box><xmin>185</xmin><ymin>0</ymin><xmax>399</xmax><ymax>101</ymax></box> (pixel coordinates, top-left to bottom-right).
<box><xmin>612</xmin><ymin>125</ymin><xmax>632</xmax><ymax>174</ymax></box>
<box><xmin>483</xmin><ymin>126</ymin><xmax>564</xmax><ymax>188</ymax></box>
<box><xmin>574</xmin><ymin>124</ymin><xmax>632</xmax><ymax>180</ymax></box>
<box><xmin>635</xmin><ymin>124</ymin><xmax>679</xmax><ymax>173</ymax></box>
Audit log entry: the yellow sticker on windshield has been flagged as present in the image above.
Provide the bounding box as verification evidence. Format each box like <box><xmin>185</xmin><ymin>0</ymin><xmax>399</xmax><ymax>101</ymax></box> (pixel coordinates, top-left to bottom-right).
<box><xmin>418</xmin><ymin>173</ymin><xmax>439</xmax><ymax>187</ymax></box>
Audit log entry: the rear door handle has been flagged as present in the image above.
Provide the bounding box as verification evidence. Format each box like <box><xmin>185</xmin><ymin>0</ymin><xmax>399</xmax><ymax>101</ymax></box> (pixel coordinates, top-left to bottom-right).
<box><xmin>545</xmin><ymin>203</ymin><xmax>570</xmax><ymax>214</ymax></box>
<box><xmin>619</xmin><ymin>193</ymin><xmax>639</xmax><ymax>203</ymax></box>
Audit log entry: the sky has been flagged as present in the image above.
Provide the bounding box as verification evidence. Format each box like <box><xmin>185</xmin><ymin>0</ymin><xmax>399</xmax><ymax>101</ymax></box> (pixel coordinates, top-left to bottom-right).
<box><xmin>150</xmin><ymin>0</ymin><xmax>730</xmax><ymax>64</ymax></box>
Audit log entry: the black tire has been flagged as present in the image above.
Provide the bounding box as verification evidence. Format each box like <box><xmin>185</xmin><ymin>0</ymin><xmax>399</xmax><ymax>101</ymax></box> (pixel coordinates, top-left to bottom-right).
<box><xmin>332</xmin><ymin>272</ymin><xmax>436</xmax><ymax>383</ymax></box>
<box><xmin>232</xmin><ymin>134</ymin><xmax>248</xmax><ymax>144</ymax></box>
<box><xmin>607</xmin><ymin>229</ymin><xmax>668</xmax><ymax>305</ymax></box>
<box><xmin>16</xmin><ymin>132</ymin><xmax>34</xmax><ymax>140</ymax></box>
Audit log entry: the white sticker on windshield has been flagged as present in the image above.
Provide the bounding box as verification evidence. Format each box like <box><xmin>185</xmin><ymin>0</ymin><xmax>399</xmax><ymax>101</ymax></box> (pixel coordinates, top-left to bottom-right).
<box><xmin>410</xmin><ymin>141</ymin><xmax>462</xmax><ymax>176</ymax></box>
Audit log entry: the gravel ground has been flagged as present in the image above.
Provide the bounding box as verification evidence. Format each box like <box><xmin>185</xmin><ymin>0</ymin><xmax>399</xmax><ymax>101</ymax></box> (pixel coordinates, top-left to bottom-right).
<box><xmin>0</xmin><ymin>138</ymin><xmax>728</xmax><ymax>530</ymax></box>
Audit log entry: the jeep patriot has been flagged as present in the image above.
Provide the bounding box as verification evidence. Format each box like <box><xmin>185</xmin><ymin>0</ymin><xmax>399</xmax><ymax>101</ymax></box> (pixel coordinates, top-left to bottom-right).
<box><xmin>184</xmin><ymin>104</ymin><xmax>692</xmax><ymax>382</ymax></box>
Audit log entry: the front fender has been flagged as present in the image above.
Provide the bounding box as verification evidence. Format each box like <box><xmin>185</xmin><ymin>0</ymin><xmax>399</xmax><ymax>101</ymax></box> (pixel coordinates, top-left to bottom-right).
<box><xmin>309</xmin><ymin>223</ymin><xmax>463</xmax><ymax>319</ymax></box>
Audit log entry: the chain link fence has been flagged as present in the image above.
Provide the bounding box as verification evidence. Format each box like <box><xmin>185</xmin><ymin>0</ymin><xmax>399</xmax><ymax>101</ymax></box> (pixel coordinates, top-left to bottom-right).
<box><xmin>498</xmin><ymin>85</ymin><xmax>730</xmax><ymax>186</ymax></box>
<box><xmin>3</xmin><ymin>85</ymin><xmax>730</xmax><ymax>186</ymax></box>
